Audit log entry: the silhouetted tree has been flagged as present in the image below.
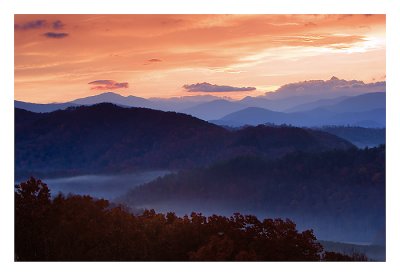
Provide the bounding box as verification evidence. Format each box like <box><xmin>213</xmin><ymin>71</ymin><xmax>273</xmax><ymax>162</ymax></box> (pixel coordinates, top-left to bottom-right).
<box><xmin>15</xmin><ymin>177</ymin><xmax>51</xmax><ymax>260</ymax></box>
<box><xmin>15</xmin><ymin>178</ymin><xmax>366</xmax><ymax>261</ymax></box>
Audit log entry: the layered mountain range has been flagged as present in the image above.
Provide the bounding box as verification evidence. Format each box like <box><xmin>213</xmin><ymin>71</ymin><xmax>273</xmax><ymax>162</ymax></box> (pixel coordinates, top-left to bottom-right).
<box><xmin>15</xmin><ymin>85</ymin><xmax>385</xmax><ymax>127</ymax></box>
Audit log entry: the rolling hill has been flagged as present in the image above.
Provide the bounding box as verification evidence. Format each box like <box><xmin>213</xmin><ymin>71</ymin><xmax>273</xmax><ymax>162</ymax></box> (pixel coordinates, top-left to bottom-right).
<box><xmin>120</xmin><ymin>146</ymin><xmax>385</xmax><ymax>243</ymax></box>
<box><xmin>15</xmin><ymin>103</ymin><xmax>353</xmax><ymax>178</ymax></box>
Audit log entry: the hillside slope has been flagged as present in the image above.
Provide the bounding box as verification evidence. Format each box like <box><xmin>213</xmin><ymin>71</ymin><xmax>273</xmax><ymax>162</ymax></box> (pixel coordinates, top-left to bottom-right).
<box><xmin>120</xmin><ymin>146</ymin><xmax>385</xmax><ymax>243</ymax></box>
<box><xmin>15</xmin><ymin>104</ymin><xmax>353</xmax><ymax>177</ymax></box>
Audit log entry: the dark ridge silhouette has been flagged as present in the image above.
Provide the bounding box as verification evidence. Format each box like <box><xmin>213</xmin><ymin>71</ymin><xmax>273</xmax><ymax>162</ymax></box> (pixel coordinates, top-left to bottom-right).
<box><xmin>15</xmin><ymin>177</ymin><xmax>367</xmax><ymax>261</ymax></box>
<box><xmin>14</xmin><ymin>108</ymin><xmax>46</xmax><ymax>126</ymax></box>
<box><xmin>120</xmin><ymin>146</ymin><xmax>385</xmax><ymax>243</ymax></box>
<box><xmin>15</xmin><ymin>103</ymin><xmax>353</xmax><ymax>178</ymax></box>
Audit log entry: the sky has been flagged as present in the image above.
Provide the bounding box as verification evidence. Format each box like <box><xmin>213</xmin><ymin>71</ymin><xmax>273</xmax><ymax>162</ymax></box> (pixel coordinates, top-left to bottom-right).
<box><xmin>14</xmin><ymin>14</ymin><xmax>385</xmax><ymax>103</ymax></box>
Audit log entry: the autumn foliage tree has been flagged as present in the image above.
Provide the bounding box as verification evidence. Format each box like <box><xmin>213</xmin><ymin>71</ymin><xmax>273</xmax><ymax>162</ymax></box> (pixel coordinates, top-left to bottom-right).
<box><xmin>15</xmin><ymin>177</ymin><xmax>365</xmax><ymax>261</ymax></box>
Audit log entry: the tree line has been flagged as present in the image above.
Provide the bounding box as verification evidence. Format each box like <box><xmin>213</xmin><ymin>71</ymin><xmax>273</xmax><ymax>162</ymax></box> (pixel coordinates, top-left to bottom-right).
<box><xmin>15</xmin><ymin>177</ymin><xmax>367</xmax><ymax>261</ymax></box>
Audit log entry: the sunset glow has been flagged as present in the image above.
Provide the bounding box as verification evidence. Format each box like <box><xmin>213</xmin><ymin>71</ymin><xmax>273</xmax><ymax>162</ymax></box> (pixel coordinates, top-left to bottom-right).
<box><xmin>14</xmin><ymin>14</ymin><xmax>385</xmax><ymax>103</ymax></box>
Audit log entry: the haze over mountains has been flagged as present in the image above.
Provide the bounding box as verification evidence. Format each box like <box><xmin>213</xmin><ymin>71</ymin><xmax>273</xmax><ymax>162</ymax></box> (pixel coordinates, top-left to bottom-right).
<box><xmin>120</xmin><ymin>146</ymin><xmax>385</xmax><ymax>243</ymax></box>
<box><xmin>15</xmin><ymin>77</ymin><xmax>386</xmax><ymax>127</ymax></box>
<box><xmin>215</xmin><ymin>98</ymin><xmax>385</xmax><ymax>128</ymax></box>
<box><xmin>14</xmin><ymin>100</ymin><xmax>78</xmax><ymax>113</ymax></box>
<box><xmin>71</xmin><ymin>92</ymin><xmax>153</xmax><ymax>108</ymax></box>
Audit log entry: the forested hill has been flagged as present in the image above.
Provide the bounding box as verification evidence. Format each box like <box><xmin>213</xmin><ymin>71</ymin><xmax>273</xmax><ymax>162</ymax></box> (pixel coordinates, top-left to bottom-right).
<box><xmin>120</xmin><ymin>146</ymin><xmax>385</xmax><ymax>243</ymax></box>
<box><xmin>15</xmin><ymin>104</ymin><xmax>353</xmax><ymax>178</ymax></box>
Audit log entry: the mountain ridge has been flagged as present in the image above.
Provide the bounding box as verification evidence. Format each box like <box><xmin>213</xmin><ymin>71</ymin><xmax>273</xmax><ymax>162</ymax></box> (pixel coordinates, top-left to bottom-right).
<box><xmin>15</xmin><ymin>103</ymin><xmax>354</xmax><ymax>178</ymax></box>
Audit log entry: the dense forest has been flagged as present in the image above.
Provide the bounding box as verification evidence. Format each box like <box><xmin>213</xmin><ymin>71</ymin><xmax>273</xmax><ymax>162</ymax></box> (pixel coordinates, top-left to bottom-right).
<box><xmin>15</xmin><ymin>104</ymin><xmax>353</xmax><ymax>179</ymax></box>
<box><xmin>120</xmin><ymin>146</ymin><xmax>385</xmax><ymax>242</ymax></box>
<box><xmin>15</xmin><ymin>177</ymin><xmax>367</xmax><ymax>261</ymax></box>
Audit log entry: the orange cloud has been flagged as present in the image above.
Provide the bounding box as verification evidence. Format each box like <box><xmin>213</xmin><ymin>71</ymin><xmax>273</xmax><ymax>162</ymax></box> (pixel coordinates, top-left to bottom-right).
<box><xmin>14</xmin><ymin>14</ymin><xmax>385</xmax><ymax>103</ymax></box>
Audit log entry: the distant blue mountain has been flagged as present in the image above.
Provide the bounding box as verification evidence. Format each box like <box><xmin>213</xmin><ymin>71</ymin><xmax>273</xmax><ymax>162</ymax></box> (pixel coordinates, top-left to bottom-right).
<box><xmin>15</xmin><ymin>92</ymin><xmax>156</xmax><ymax>113</ymax></box>
<box><xmin>285</xmin><ymin>96</ymin><xmax>350</xmax><ymax>112</ymax></box>
<box><xmin>181</xmin><ymin>99</ymin><xmax>246</xmax><ymax>120</ymax></box>
<box><xmin>15</xmin><ymin>92</ymin><xmax>386</xmax><ymax>126</ymax></box>
<box><xmin>71</xmin><ymin>92</ymin><xmax>154</xmax><ymax>108</ymax></box>
<box><xmin>238</xmin><ymin>94</ymin><xmax>334</xmax><ymax>111</ymax></box>
<box><xmin>329</xmin><ymin>108</ymin><xmax>385</xmax><ymax>127</ymax></box>
<box><xmin>216</xmin><ymin>106</ymin><xmax>385</xmax><ymax>128</ymax></box>
<box><xmin>149</xmin><ymin>95</ymin><xmax>221</xmax><ymax>111</ymax></box>
<box><xmin>15</xmin><ymin>93</ymin><xmax>221</xmax><ymax>113</ymax></box>
<box><xmin>214</xmin><ymin>107</ymin><xmax>289</xmax><ymax>126</ymax></box>
<box><xmin>321</xmin><ymin>92</ymin><xmax>385</xmax><ymax>113</ymax></box>
<box><xmin>14</xmin><ymin>100</ymin><xmax>77</xmax><ymax>113</ymax></box>
<box><xmin>286</xmin><ymin>92</ymin><xmax>385</xmax><ymax>113</ymax></box>
<box><xmin>183</xmin><ymin>92</ymin><xmax>385</xmax><ymax>120</ymax></box>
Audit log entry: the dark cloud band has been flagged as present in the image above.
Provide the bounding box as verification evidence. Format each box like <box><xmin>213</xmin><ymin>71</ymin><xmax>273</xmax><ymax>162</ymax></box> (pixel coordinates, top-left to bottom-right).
<box><xmin>15</xmin><ymin>19</ymin><xmax>66</xmax><ymax>31</ymax></box>
<box><xmin>44</xmin><ymin>32</ymin><xmax>69</xmax><ymax>39</ymax></box>
<box><xmin>15</xmin><ymin>20</ymin><xmax>47</xmax><ymax>30</ymax></box>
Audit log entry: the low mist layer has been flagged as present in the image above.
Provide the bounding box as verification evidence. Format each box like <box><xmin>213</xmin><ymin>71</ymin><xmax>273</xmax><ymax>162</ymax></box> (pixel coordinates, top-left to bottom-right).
<box><xmin>119</xmin><ymin>146</ymin><xmax>385</xmax><ymax>244</ymax></box>
<box><xmin>40</xmin><ymin>170</ymin><xmax>170</xmax><ymax>200</ymax></box>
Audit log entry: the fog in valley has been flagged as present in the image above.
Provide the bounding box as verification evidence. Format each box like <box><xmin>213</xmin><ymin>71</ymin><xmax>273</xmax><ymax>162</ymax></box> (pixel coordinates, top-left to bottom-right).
<box><xmin>26</xmin><ymin>171</ymin><xmax>170</xmax><ymax>200</ymax></box>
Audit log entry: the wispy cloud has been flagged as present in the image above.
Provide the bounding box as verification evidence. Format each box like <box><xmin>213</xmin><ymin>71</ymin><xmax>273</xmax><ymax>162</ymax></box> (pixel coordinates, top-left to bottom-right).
<box><xmin>88</xmin><ymin>80</ymin><xmax>129</xmax><ymax>90</ymax></box>
<box><xmin>143</xmin><ymin>58</ymin><xmax>163</xmax><ymax>65</ymax></box>
<box><xmin>183</xmin><ymin>82</ymin><xmax>256</xmax><ymax>92</ymax></box>
<box><xmin>52</xmin><ymin>20</ymin><xmax>65</xmax><ymax>30</ymax></box>
<box><xmin>15</xmin><ymin>19</ymin><xmax>66</xmax><ymax>31</ymax></box>
<box><xmin>15</xmin><ymin>20</ymin><xmax>47</xmax><ymax>30</ymax></box>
